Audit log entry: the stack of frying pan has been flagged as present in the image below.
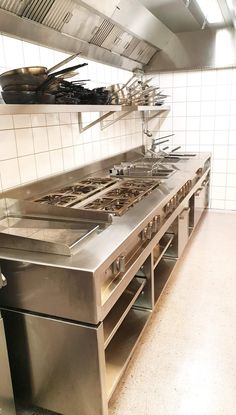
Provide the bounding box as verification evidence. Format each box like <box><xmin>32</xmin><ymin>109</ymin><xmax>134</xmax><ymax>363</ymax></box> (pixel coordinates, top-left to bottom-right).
<box><xmin>0</xmin><ymin>53</ymin><xmax>88</xmax><ymax>104</ymax></box>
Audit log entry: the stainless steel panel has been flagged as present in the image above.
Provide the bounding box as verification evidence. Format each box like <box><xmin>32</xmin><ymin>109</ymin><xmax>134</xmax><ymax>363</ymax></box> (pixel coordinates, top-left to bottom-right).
<box><xmin>146</xmin><ymin>27</ymin><xmax>236</xmax><ymax>72</ymax></box>
<box><xmin>62</xmin><ymin>4</ymin><xmax>104</xmax><ymax>41</ymax></box>
<box><xmin>2</xmin><ymin>309</ymin><xmax>107</xmax><ymax>415</ymax></box>
<box><xmin>111</xmin><ymin>0</ymin><xmax>174</xmax><ymax>49</ymax></box>
<box><xmin>0</xmin><ymin>262</ymin><xmax>99</xmax><ymax>324</ymax></box>
<box><xmin>0</xmin><ymin>317</ymin><xmax>16</xmax><ymax>415</ymax></box>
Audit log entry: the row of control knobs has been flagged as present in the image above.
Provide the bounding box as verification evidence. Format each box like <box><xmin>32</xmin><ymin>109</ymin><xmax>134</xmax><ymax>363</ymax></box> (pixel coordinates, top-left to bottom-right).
<box><xmin>141</xmin><ymin>215</ymin><xmax>161</xmax><ymax>242</ymax></box>
<box><xmin>164</xmin><ymin>180</ymin><xmax>192</xmax><ymax>216</ymax></box>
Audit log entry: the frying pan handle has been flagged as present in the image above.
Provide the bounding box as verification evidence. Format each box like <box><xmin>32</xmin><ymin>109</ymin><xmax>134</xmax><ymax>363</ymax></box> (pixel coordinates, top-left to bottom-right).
<box><xmin>49</xmin><ymin>63</ymin><xmax>88</xmax><ymax>78</ymax></box>
<box><xmin>47</xmin><ymin>52</ymin><xmax>81</xmax><ymax>74</ymax></box>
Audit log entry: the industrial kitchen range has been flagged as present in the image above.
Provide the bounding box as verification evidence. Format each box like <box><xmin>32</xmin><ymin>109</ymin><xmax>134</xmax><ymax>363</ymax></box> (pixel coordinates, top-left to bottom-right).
<box><xmin>0</xmin><ymin>147</ymin><xmax>210</xmax><ymax>415</ymax></box>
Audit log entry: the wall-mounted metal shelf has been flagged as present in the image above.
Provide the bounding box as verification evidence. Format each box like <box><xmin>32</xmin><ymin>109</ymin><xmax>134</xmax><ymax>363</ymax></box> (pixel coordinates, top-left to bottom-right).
<box><xmin>0</xmin><ymin>104</ymin><xmax>170</xmax><ymax>132</ymax></box>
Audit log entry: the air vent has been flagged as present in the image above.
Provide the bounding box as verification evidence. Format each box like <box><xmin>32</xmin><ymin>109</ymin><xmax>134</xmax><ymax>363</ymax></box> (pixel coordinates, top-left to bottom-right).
<box><xmin>90</xmin><ymin>19</ymin><xmax>114</xmax><ymax>47</ymax></box>
<box><xmin>122</xmin><ymin>38</ymin><xmax>139</xmax><ymax>58</ymax></box>
<box><xmin>21</xmin><ymin>0</ymin><xmax>56</xmax><ymax>24</ymax></box>
<box><xmin>129</xmin><ymin>41</ymin><xmax>157</xmax><ymax>64</ymax></box>
<box><xmin>0</xmin><ymin>0</ymin><xmax>30</xmax><ymax>15</ymax></box>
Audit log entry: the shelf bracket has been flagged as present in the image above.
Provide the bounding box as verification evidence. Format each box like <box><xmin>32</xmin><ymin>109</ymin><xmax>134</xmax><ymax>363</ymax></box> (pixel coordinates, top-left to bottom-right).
<box><xmin>78</xmin><ymin>111</ymin><xmax>116</xmax><ymax>133</ymax></box>
<box><xmin>143</xmin><ymin>107</ymin><xmax>170</xmax><ymax>121</ymax></box>
<box><xmin>100</xmin><ymin>108</ymin><xmax>134</xmax><ymax>130</ymax></box>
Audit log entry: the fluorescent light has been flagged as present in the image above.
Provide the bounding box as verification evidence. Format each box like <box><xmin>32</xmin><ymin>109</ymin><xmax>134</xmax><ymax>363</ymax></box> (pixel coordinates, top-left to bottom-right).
<box><xmin>195</xmin><ymin>0</ymin><xmax>224</xmax><ymax>24</ymax></box>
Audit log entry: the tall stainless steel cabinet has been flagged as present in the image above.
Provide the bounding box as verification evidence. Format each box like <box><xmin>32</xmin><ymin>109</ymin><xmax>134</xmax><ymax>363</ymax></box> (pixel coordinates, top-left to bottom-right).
<box><xmin>0</xmin><ymin>270</ymin><xmax>16</xmax><ymax>415</ymax></box>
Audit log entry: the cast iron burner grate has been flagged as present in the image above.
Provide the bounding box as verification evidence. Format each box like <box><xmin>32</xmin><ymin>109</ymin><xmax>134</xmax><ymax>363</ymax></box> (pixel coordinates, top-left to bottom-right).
<box><xmin>33</xmin><ymin>177</ymin><xmax>117</xmax><ymax>207</ymax></box>
<box><xmin>82</xmin><ymin>179</ymin><xmax>160</xmax><ymax>216</ymax></box>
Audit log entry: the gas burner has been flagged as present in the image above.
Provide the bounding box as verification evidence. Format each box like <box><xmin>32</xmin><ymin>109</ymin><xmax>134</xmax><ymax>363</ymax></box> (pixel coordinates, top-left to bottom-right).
<box><xmin>82</xmin><ymin>179</ymin><xmax>160</xmax><ymax>216</ymax></box>
<box><xmin>35</xmin><ymin>194</ymin><xmax>78</xmax><ymax>206</ymax></box>
<box><xmin>33</xmin><ymin>177</ymin><xmax>118</xmax><ymax>207</ymax></box>
<box><xmin>58</xmin><ymin>185</ymin><xmax>97</xmax><ymax>194</ymax></box>
<box><xmin>80</xmin><ymin>178</ymin><xmax>115</xmax><ymax>186</ymax></box>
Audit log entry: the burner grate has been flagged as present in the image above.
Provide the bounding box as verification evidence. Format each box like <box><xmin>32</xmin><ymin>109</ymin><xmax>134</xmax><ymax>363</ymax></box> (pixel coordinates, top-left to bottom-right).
<box><xmin>34</xmin><ymin>177</ymin><xmax>117</xmax><ymax>207</ymax></box>
<box><xmin>82</xmin><ymin>179</ymin><xmax>160</xmax><ymax>216</ymax></box>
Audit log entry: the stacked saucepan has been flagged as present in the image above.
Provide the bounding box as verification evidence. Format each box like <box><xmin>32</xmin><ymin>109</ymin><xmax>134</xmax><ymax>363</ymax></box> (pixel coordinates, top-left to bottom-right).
<box><xmin>0</xmin><ymin>53</ymin><xmax>88</xmax><ymax>104</ymax></box>
<box><xmin>106</xmin><ymin>75</ymin><xmax>168</xmax><ymax>106</ymax></box>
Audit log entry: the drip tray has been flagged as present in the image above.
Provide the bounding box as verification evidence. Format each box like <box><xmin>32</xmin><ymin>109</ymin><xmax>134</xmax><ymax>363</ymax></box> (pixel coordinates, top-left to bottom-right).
<box><xmin>0</xmin><ymin>216</ymin><xmax>98</xmax><ymax>256</ymax></box>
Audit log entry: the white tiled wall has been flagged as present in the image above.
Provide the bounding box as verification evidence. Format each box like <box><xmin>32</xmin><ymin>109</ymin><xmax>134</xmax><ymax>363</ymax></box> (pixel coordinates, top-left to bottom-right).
<box><xmin>0</xmin><ymin>34</ymin><xmax>142</xmax><ymax>192</ymax></box>
<box><xmin>149</xmin><ymin>68</ymin><xmax>236</xmax><ymax>210</ymax></box>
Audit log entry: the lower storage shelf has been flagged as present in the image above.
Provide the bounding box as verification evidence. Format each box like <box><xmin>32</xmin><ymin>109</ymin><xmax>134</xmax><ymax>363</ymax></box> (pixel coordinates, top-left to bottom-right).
<box><xmin>103</xmin><ymin>277</ymin><xmax>146</xmax><ymax>348</ymax></box>
<box><xmin>154</xmin><ymin>257</ymin><xmax>176</xmax><ymax>303</ymax></box>
<box><xmin>105</xmin><ymin>308</ymin><xmax>150</xmax><ymax>400</ymax></box>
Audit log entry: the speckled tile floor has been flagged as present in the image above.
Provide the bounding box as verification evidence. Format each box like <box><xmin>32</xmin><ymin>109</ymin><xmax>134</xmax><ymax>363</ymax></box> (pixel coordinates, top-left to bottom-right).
<box><xmin>109</xmin><ymin>211</ymin><xmax>236</xmax><ymax>415</ymax></box>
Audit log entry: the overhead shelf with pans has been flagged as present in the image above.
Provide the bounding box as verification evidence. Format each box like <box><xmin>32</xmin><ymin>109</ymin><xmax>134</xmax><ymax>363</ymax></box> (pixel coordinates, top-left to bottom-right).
<box><xmin>0</xmin><ymin>104</ymin><xmax>170</xmax><ymax>132</ymax></box>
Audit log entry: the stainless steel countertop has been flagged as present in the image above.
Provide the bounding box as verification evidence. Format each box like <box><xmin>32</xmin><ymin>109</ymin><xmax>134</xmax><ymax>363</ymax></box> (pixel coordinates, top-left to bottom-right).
<box><xmin>0</xmin><ymin>150</ymin><xmax>211</xmax><ymax>272</ymax></box>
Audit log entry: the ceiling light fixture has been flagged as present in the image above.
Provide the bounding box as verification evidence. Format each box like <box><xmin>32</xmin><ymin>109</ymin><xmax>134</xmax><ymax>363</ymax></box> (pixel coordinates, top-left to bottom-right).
<box><xmin>195</xmin><ymin>0</ymin><xmax>224</xmax><ymax>24</ymax></box>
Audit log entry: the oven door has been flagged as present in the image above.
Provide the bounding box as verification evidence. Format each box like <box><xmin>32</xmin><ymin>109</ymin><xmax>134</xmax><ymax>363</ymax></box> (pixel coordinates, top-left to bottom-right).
<box><xmin>0</xmin><ymin>271</ymin><xmax>16</xmax><ymax>415</ymax></box>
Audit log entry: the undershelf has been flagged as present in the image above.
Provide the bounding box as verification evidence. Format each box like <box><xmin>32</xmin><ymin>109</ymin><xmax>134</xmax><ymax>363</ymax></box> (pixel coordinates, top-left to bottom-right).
<box><xmin>105</xmin><ymin>308</ymin><xmax>150</xmax><ymax>400</ymax></box>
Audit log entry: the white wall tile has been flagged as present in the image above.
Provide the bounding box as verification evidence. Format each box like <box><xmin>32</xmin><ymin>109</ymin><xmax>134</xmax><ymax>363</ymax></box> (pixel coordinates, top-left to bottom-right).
<box><xmin>60</xmin><ymin>124</ymin><xmax>73</xmax><ymax>147</ymax></box>
<box><xmin>227</xmin><ymin>160</ymin><xmax>236</xmax><ymax>173</ymax></box>
<box><xmin>211</xmin><ymin>200</ymin><xmax>225</xmax><ymax>209</ymax></box>
<box><xmin>46</xmin><ymin>113</ymin><xmax>59</xmax><ymax>126</ymax></box>
<box><xmin>228</xmin><ymin>146</ymin><xmax>236</xmax><ymax>159</ymax></box>
<box><xmin>172</xmin><ymin>88</ymin><xmax>186</xmax><ymax>102</ymax></box>
<box><xmin>187</xmin><ymin>86</ymin><xmax>201</xmax><ymax>101</ymax></box>
<box><xmin>35</xmin><ymin>152</ymin><xmax>51</xmax><ymax>178</ymax></box>
<box><xmin>187</xmin><ymin>71</ymin><xmax>201</xmax><ymax>86</ymax></box>
<box><xmin>13</xmin><ymin>114</ymin><xmax>31</xmax><ymax>129</ymax></box>
<box><xmin>200</xmin><ymin>116</ymin><xmax>215</xmax><ymax>131</ymax></box>
<box><xmin>173</xmin><ymin>72</ymin><xmax>187</xmax><ymax>87</ymax></box>
<box><xmin>226</xmin><ymin>187</ymin><xmax>236</xmax><ymax>200</ymax></box>
<box><xmin>0</xmin><ymin>115</ymin><xmax>13</xmax><ymax>129</ymax></box>
<box><xmin>225</xmin><ymin>200</ymin><xmax>236</xmax><ymax>210</ymax></box>
<box><xmin>0</xmin><ymin>158</ymin><xmax>20</xmax><ymax>189</ymax></box>
<box><xmin>211</xmin><ymin>187</ymin><xmax>225</xmax><ymax>200</ymax></box>
<box><xmin>18</xmin><ymin>155</ymin><xmax>37</xmax><ymax>183</ymax></box>
<box><xmin>201</xmin><ymin>101</ymin><xmax>215</xmax><ymax>116</ymax></box>
<box><xmin>201</xmin><ymin>86</ymin><xmax>216</xmax><ymax>101</ymax></box>
<box><xmin>159</xmin><ymin>72</ymin><xmax>173</xmax><ymax>87</ymax></box>
<box><xmin>215</xmin><ymin>116</ymin><xmax>230</xmax><ymax>131</ymax></box>
<box><xmin>2</xmin><ymin>35</ymin><xmax>24</xmax><ymax>68</ymax></box>
<box><xmin>186</xmin><ymin>117</ymin><xmax>200</xmax><ymax>131</ymax></box>
<box><xmin>211</xmin><ymin>173</ymin><xmax>227</xmax><ymax>186</ymax></box>
<box><xmin>47</xmin><ymin>126</ymin><xmax>62</xmax><ymax>150</ymax></box>
<box><xmin>15</xmin><ymin>128</ymin><xmax>34</xmax><ymax>156</ymax></box>
<box><xmin>172</xmin><ymin>102</ymin><xmax>186</xmax><ymax>116</ymax></box>
<box><xmin>187</xmin><ymin>102</ymin><xmax>201</xmax><ymax>116</ymax></box>
<box><xmin>33</xmin><ymin>127</ymin><xmax>49</xmax><ymax>153</ymax></box>
<box><xmin>62</xmin><ymin>147</ymin><xmax>75</xmax><ymax>170</ymax></box>
<box><xmin>23</xmin><ymin>41</ymin><xmax>40</xmax><ymax>66</ymax></box>
<box><xmin>50</xmin><ymin>149</ymin><xmax>64</xmax><ymax>173</ymax></box>
<box><xmin>227</xmin><ymin>174</ymin><xmax>236</xmax><ymax>187</ymax></box>
<box><xmin>59</xmin><ymin>113</ymin><xmax>71</xmax><ymax>125</ymax></box>
<box><xmin>0</xmin><ymin>130</ymin><xmax>17</xmax><ymax>160</ymax></box>
<box><xmin>31</xmin><ymin>114</ymin><xmax>46</xmax><ymax>127</ymax></box>
<box><xmin>212</xmin><ymin>160</ymin><xmax>227</xmax><ymax>173</ymax></box>
<box><xmin>173</xmin><ymin>117</ymin><xmax>186</xmax><ymax>131</ymax></box>
<box><xmin>213</xmin><ymin>146</ymin><xmax>228</xmax><ymax>159</ymax></box>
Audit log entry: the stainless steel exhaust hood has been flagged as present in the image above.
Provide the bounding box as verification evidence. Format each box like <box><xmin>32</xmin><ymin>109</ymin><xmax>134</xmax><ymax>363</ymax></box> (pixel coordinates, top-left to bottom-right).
<box><xmin>0</xmin><ymin>0</ymin><xmax>174</xmax><ymax>71</ymax></box>
<box><xmin>0</xmin><ymin>0</ymin><xmax>236</xmax><ymax>72</ymax></box>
